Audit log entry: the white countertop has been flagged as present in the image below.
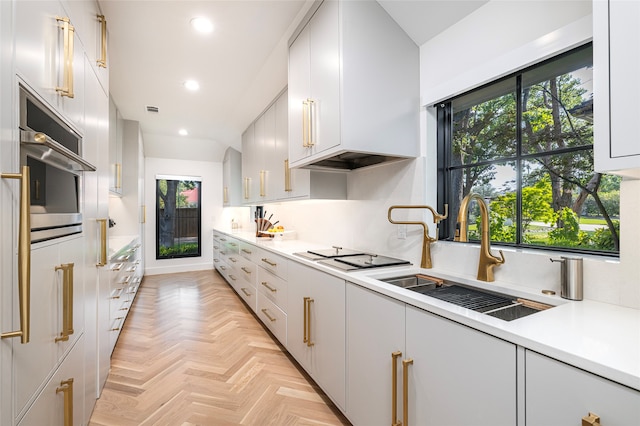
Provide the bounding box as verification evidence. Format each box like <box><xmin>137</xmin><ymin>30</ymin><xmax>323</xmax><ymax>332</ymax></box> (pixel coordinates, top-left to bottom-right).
<box><xmin>108</xmin><ymin>235</ymin><xmax>139</xmax><ymax>259</ymax></box>
<box><xmin>215</xmin><ymin>229</ymin><xmax>640</xmax><ymax>391</ymax></box>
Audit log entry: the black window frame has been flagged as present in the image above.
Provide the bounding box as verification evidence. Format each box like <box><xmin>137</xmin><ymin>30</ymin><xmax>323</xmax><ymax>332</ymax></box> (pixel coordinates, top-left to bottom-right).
<box><xmin>437</xmin><ymin>42</ymin><xmax>619</xmax><ymax>257</ymax></box>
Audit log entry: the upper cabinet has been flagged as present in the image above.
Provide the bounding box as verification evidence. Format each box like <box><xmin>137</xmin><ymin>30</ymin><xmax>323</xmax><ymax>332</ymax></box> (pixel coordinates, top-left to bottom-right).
<box><xmin>108</xmin><ymin>96</ymin><xmax>123</xmax><ymax>195</ymax></box>
<box><xmin>222</xmin><ymin>147</ymin><xmax>242</xmax><ymax>207</ymax></box>
<box><xmin>240</xmin><ymin>89</ymin><xmax>346</xmax><ymax>205</ymax></box>
<box><xmin>288</xmin><ymin>0</ymin><xmax>419</xmax><ymax>170</ymax></box>
<box><xmin>594</xmin><ymin>0</ymin><xmax>640</xmax><ymax>178</ymax></box>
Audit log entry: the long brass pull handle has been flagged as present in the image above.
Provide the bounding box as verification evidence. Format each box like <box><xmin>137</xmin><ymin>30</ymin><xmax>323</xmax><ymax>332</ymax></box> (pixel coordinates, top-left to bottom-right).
<box><xmin>141</xmin><ymin>205</ymin><xmax>146</xmax><ymax>224</ymax></box>
<box><xmin>302</xmin><ymin>99</ymin><xmax>315</xmax><ymax>147</ymax></box>
<box><xmin>55</xmin><ymin>263</ymin><xmax>74</xmax><ymax>342</ymax></box>
<box><xmin>284</xmin><ymin>159</ymin><xmax>292</xmax><ymax>192</ymax></box>
<box><xmin>303</xmin><ymin>297</ymin><xmax>309</xmax><ymax>343</ymax></box>
<box><xmin>1</xmin><ymin>166</ymin><xmax>31</xmax><ymax>344</ymax></box>
<box><xmin>56</xmin><ymin>17</ymin><xmax>75</xmax><ymax>98</ymax></box>
<box><xmin>97</xmin><ymin>15</ymin><xmax>107</xmax><ymax>68</ymax></box>
<box><xmin>223</xmin><ymin>186</ymin><xmax>229</xmax><ymax>204</ymax></box>
<box><xmin>259</xmin><ymin>171</ymin><xmax>264</xmax><ymax>197</ymax></box>
<box><xmin>392</xmin><ymin>351</ymin><xmax>402</xmax><ymax>426</ymax></box>
<box><xmin>240</xmin><ymin>287</ymin><xmax>251</xmax><ymax>297</ymax></box>
<box><xmin>115</xmin><ymin>163</ymin><xmax>122</xmax><ymax>189</ymax></box>
<box><xmin>402</xmin><ymin>358</ymin><xmax>414</xmax><ymax>426</ymax></box>
<box><xmin>261</xmin><ymin>258</ymin><xmax>277</xmax><ymax>267</ymax></box>
<box><xmin>241</xmin><ymin>248</ymin><xmax>252</xmax><ymax>255</ymax></box>
<box><xmin>243</xmin><ymin>177</ymin><xmax>249</xmax><ymax>200</ymax></box>
<box><xmin>306</xmin><ymin>297</ymin><xmax>314</xmax><ymax>347</ymax></box>
<box><xmin>97</xmin><ymin>219</ymin><xmax>108</xmax><ymax>266</ymax></box>
<box><xmin>241</xmin><ymin>267</ymin><xmax>251</xmax><ymax>275</ymax></box>
<box><xmin>261</xmin><ymin>281</ymin><xmax>277</xmax><ymax>292</ymax></box>
<box><xmin>56</xmin><ymin>378</ymin><xmax>74</xmax><ymax>426</ymax></box>
<box><xmin>582</xmin><ymin>413</ymin><xmax>601</xmax><ymax>426</ymax></box>
<box><xmin>261</xmin><ymin>308</ymin><xmax>276</xmax><ymax>322</ymax></box>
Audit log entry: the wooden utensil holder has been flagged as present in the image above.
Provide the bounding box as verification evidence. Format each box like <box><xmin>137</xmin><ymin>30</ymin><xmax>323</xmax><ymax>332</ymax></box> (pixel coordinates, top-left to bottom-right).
<box><xmin>255</xmin><ymin>218</ymin><xmax>273</xmax><ymax>237</ymax></box>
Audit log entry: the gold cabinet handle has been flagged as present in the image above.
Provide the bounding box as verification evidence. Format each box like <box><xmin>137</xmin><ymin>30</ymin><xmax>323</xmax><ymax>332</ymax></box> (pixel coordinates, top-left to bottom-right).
<box><xmin>284</xmin><ymin>159</ymin><xmax>292</xmax><ymax>192</ymax></box>
<box><xmin>219</xmin><ymin>265</ymin><xmax>227</xmax><ymax>271</ymax></box>
<box><xmin>241</xmin><ymin>266</ymin><xmax>251</xmax><ymax>275</ymax></box>
<box><xmin>229</xmin><ymin>275</ymin><xmax>238</xmax><ymax>282</ymax></box>
<box><xmin>582</xmin><ymin>413</ymin><xmax>601</xmax><ymax>426</ymax></box>
<box><xmin>261</xmin><ymin>308</ymin><xmax>276</xmax><ymax>322</ymax></box>
<box><xmin>306</xmin><ymin>297</ymin><xmax>314</xmax><ymax>347</ymax></box>
<box><xmin>303</xmin><ymin>297</ymin><xmax>309</xmax><ymax>344</ymax></box>
<box><xmin>241</xmin><ymin>248</ymin><xmax>252</xmax><ymax>255</ymax></box>
<box><xmin>56</xmin><ymin>378</ymin><xmax>74</xmax><ymax>426</ymax></box>
<box><xmin>115</xmin><ymin>163</ymin><xmax>122</xmax><ymax>189</ymax></box>
<box><xmin>392</xmin><ymin>351</ymin><xmax>402</xmax><ymax>426</ymax></box>
<box><xmin>229</xmin><ymin>257</ymin><xmax>237</xmax><ymax>263</ymax></box>
<box><xmin>96</xmin><ymin>219</ymin><xmax>108</xmax><ymax>266</ymax></box>
<box><xmin>141</xmin><ymin>205</ymin><xmax>146</xmax><ymax>224</ymax></box>
<box><xmin>56</xmin><ymin>17</ymin><xmax>75</xmax><ymax>98</ymax></box>
<box><xmin>97</xmin><ymin>15</ymin><xmax>107</xmax><ymax>68</ymax></box>
<box><xmin>240</xmin><ymin>287</ymin><xmax>251</xmax><ymax>297</ymax></box>
<box><xmin>110</xmin><ymin>288</ymin><xmax>123</xmax><ymax>299</ymax></box>
<box><xmin>261</xmin><ymin>281</ymin><xmax>277</xmax><ymax>292</ymax></box>
<box><xmin>223</xmin><ymin>186</ymin><xmax>229</xmax><ymax>204</ymax></box>
<box><xmin>402</xmin><ymin>358</ymin><xmax>414</xmax><ymax>426</ymax></box>
<box><xmin>112</xmin><ymin>262</ymin><xmax>124</xmax><ymax>271</ymax></box>
<box><xmin>243</xmin><ymin>177</ymin><xmax>250</xmax><ymax>200</ymax></box>
<box><xmin>1</xmin><ymin>166</ymin><xmax>31</xmax><ymax>344</ymax></box>
<box><xmin>259</xmin><ymin>170</ymin><xmax>266</xmax><ymax>197</ymax></box>
<box><xmin>55</xmin><ymin>263</ymin><xmax>74</xmax><ymax>342</ymax></box>
<box><xmin>261</xmin><ymin>258</ymin><xmax>277</xmax><ymax>267</ymax></box>
<box><xmin>302</xmin><ymin>99</ymin><xmax>315</xmax><ymax>147</ymax></box>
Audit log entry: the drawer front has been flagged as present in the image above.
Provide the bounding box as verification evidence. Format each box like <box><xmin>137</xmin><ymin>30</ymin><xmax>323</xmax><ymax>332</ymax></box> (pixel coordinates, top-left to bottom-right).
<box><xmin>239</xmin><ymin>241</ymin><xmax>258</xmax><ymax>262</ymax></box>
<box><xmin>220</xmin><ymin>236</ymin><xmax>240</xmax><ymax>254</ymax></box>
<box><xmin>257</xmin><ymin>295</ymin><xmax>287</xmax><ymax>345</ymax></box>
<box><xmin>235</xmin><ymin>281</ymin><xmax>257</xmax><ymax>313</ymax></box>
<box><xmin>257</xmin><ymin>267</ymin><xmax>288</xmax><ymax>312</ymax></box>
<box><xmin>257</xmin><ymin>249</ymin><xmax>288</xmax><ymax>280</ymax></box>
<box><xmin>237</xmin><ymin>256</ymin><xmax>257</xmax><ymax>286</ymax></box>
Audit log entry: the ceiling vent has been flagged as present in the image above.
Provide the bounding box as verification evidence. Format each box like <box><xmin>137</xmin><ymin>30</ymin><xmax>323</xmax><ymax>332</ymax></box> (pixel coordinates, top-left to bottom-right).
<box><xmin>146</xmin><ymin>105</ymin><xmax>159</xmax><ymax>113</ymax></box>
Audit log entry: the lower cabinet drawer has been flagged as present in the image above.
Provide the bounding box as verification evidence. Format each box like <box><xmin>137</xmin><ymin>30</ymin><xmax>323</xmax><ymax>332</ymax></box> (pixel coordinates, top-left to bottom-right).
<box><xmin>257</xmin><ymin>266</ymin><xmax>288</xmax><ymax>312</ymax></box>
<box><xmin>257</xmin><ymin>295</ymin><xmax>287</xmax><ymax>345</ymax></box>
<box><xmin>235</xmin><ymin>282</ymin><xmax>257</xmax><ymax>313</ymax></box>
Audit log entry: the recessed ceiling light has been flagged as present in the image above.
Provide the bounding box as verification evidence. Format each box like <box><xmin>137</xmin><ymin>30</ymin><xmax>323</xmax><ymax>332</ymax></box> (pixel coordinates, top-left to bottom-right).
<box><xmin>179</xmin><ymin>129</ymin><xmax>188</xmax><ymax>136</ymax></box>
<box><xmin>184</xmin><ymin>80</ymin><xmax>200</xmax><ymax>91</ymax></box>
<box><xmin>190</xmin><ymin>17</ymin><xmax>213</xmax><ymax>33</ymax></box>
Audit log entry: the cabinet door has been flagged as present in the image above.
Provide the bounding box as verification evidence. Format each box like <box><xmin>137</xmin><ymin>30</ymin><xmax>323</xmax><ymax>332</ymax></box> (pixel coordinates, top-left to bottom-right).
<box><xmin>346</xmin><ymin>283</ymin><xmax>405</xmax><ymax>426</ymax></box>
<box><xmin>526</xmin><ymin>350</ymin><xmax>640</xmax><ymax>425</ymax></box>
<box><xmin>108</xmin><ymin>98</ymin><xmax>123</xmax><ymax>195</ymax></box>
<box><xmin>261</xmin><ymin>103</ymin><xmax>276</xmax><ymax>201</ymax></box>
<box><xmin>406</xmin><ymin>306</ymin><xmax>517</xmax><ymax>426</ymax></box>
<box><xmin>18</xmin><ymin>335</ymin><xmax>85</xmax><ymax>426</ymax></box>
<box><xmin>287</xmin><ymin>262</ymin><xmax>346</xmax><ymax>410</ymax></box>
<box><xmin>288</xmin><ymin>24</ymin><xmax>311</xmax><ymax>164</ymax></box>
<box><xmin>240</xmin><ymin>124</ymin><xmax>255</xmax><ymax>203</ymax></box>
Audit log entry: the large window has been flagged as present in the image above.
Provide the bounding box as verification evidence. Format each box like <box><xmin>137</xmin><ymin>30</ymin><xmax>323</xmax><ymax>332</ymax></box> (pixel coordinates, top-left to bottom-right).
<box><xmin>438</xmin><ymin>43</ymin><xmax>620</xmax><ymax>255</ymax></box>
<box><xmin>156</xmin><ymin>175</ymin><xmax>202</xmax><ymax>259</ymax></box>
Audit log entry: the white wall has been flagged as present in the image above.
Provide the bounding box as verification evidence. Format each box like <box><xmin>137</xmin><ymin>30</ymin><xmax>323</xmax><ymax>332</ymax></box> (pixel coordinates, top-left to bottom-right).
<box><xmin>216</xmin><ymin>1</ymin><xmax>640</xmax><ymax>310</ymax></box>
<box><xmin>144</xmin><ymin>157</ymin><xmax>222</xmax><ymax>275</ymax></box>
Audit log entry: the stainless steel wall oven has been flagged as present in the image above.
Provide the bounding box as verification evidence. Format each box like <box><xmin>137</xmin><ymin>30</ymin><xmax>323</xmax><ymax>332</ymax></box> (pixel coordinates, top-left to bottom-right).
<box><xmin>19</xmin><ymin>85</ymin><xmax>95</xmax><ymax>242</ymax></box>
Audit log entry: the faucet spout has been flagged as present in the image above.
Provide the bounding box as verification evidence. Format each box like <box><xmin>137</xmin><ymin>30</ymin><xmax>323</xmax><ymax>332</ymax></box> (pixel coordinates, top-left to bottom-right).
<box><xmin>388</xmin><ymin>204</ymin><xmax>448</xmax><ymax>269</ymax></box>
<box><xmin>454</xmin><ymin>193</ymin><xmax>505</xmax><ymax>282</ymax></box>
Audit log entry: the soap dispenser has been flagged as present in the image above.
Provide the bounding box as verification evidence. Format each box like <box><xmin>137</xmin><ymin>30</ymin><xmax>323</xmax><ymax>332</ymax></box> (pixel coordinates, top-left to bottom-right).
<box><xmin>550</xmin><ymin>256</ymin><xmax>583</xmax><ymax>300</ymax></box>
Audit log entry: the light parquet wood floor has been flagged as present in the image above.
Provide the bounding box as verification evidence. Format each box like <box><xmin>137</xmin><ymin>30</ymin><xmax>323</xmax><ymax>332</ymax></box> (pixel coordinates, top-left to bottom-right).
<box><xmin>89</xmin><ymin>270</ymin><xmax>351</xmax><ymax>426</ymax></box>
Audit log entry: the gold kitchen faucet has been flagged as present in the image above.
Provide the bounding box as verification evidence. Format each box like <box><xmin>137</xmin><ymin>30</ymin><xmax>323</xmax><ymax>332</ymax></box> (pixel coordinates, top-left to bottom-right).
<box><xmin>455</xmin><ymin>193</ymin><xmax>505</xmax><ymax>282</ymax></box>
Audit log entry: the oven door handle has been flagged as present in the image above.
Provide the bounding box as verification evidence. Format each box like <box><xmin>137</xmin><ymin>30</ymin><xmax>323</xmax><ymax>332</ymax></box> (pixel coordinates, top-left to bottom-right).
<box><xmin>1</xmin><ymin>166</ymin><xmax>32</xmax><ymax>344</ymax></box>
<box><xmin>20</xmin><ymin>129</ymin><xmax>96</xmax><ymax>172</ymax></box>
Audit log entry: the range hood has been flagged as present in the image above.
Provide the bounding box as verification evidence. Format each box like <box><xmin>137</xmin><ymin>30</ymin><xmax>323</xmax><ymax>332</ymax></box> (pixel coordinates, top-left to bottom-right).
<box><xmin>298</xmin><ymin>151</ymin><xmax>412</xmax><ymax>171</ymax></box>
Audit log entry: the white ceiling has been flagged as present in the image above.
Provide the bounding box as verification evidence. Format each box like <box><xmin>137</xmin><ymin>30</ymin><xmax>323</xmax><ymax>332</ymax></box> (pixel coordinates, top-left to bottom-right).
<box><xmin>98</xmin><ymin>0</ymin><xmax>487</xmax><ymax>162</ymax></box>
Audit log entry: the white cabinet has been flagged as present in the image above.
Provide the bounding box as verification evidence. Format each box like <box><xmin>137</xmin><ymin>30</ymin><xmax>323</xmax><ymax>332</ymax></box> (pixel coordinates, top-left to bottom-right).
<box><xmin>594</xmin><ymin>0</ymin><xmax>640</xmax><ymax>177</ymax></box>
<box><xmin>288</xmin><ymin>0</ymin><xmax>419</xmax><ymax>169</ymax></box>
<box><xmin>525</xmin><ymin>350</ymin><xmax>640</xmax><ymax>425</ymax></box>
<box><xmin>287</xmin><ymin>261</ymin><xmax>345</xmax><ymax>410</ymax></box>
<box><xmin>108</xmin><ymin>97</ymin><xmax>123</xmax><ymax>195</ymax></box>
<box><xmin>13</xmin><ymin>237</ymin><xmax>84</xmax><ymax>423</ymax></box>
<box><xmin>222</xmin><ymin>147</ymin><xmax>242</xmax><ymax>207</ymax></box>
<box><xmin>17</xmin><ymin>335</ymin><xmax>85</xmax><ymax>426</ymax></box>
<box><xmin>346</xmin><ymin>283</ymin><xmax>517</xmax><ymax>426</ymax></box>
<box><xmin>241</xmin><ymin>89</ymin><xmax>346</xmax><ymax>204</ymax></box>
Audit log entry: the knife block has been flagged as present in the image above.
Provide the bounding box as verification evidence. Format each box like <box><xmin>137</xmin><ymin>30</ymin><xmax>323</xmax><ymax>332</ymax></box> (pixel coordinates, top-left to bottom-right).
<box><xmin>255</xmin><ymin>218</ymin><xmax>273</xmax><ymax>237</ymax></box>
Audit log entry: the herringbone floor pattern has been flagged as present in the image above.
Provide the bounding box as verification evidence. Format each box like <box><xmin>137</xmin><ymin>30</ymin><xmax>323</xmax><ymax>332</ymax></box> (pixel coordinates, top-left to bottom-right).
<box><xmin>89</xmin><ymin>270</ymin><xmax>350</xmax><ymax>426</ymax></box>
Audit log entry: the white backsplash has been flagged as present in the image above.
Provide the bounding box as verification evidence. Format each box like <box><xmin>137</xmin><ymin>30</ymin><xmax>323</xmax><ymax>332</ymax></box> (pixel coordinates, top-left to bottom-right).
<box><xmin>218</xmin><ymin>162</ymin><xmax>640</xmax><ymax>310</ymax></box>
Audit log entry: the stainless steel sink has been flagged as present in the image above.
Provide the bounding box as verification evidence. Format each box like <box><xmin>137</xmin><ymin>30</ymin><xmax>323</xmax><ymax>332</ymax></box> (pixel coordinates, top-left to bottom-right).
<box><xmin>380</xmin><ymin>274</ymin><xmax>552</xmax><ymax>321</ymax></box>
